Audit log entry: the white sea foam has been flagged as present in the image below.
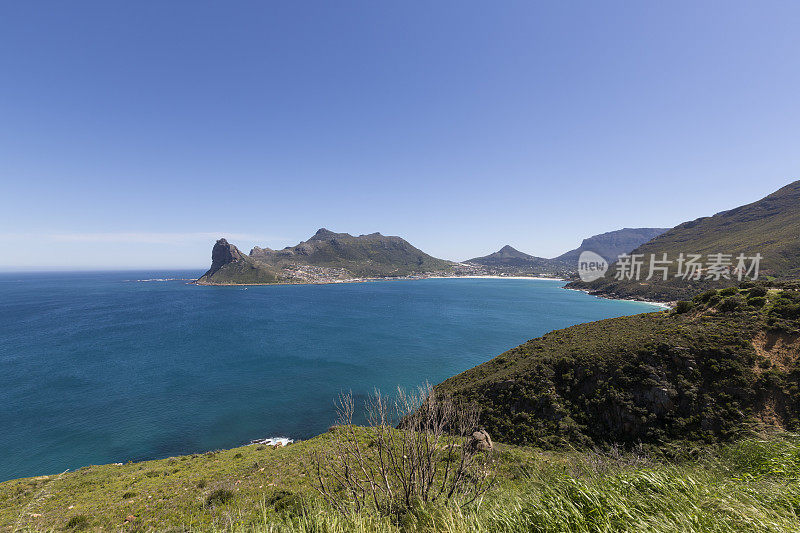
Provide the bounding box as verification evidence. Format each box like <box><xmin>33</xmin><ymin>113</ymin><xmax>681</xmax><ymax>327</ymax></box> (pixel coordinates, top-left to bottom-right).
<box><xmin>249</xmin><ymin>436</ymin><xmax>294</xmax><ymax>447</ymax></box>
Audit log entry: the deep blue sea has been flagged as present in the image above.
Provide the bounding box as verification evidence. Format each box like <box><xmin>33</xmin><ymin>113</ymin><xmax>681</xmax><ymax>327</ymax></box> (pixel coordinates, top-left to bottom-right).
<box><xmin>0</xmin><ymin>271</ymin><xmax>661</xmax><ymax>481</ymax></box>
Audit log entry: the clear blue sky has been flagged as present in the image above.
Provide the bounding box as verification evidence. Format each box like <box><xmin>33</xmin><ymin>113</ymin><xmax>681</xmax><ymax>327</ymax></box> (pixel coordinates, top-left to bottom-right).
<box><xmin>1</xmin><ymin>1</ymin><xmax>798</xmax><ymax>269</ymax></box>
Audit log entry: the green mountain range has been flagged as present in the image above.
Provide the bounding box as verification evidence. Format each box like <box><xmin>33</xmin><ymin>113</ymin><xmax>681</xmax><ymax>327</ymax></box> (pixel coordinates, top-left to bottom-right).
<box><xmin>568</xmin><ymin>180</ymin><xmax>800</xmax><ymax>301</ymax></box>
<box><xmin>197</xmin><ymin>229</ymin><xmax>455</xmax><ymax>284</ymax></box>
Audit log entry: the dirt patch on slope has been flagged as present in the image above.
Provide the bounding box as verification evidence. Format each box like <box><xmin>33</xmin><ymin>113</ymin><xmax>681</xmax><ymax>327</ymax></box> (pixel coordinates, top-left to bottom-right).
<box><xmin>752</xmin><ymin>330</ymin><xmax>800</xmax><ymax>373</ymax></box>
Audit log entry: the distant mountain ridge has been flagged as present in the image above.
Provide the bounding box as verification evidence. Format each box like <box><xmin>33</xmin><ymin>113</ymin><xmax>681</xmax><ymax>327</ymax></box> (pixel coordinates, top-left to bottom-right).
<box><xmin>568</xmin><ymin>180</ymin><xmax>800</xmax><ymax>301</ymax></box>
<box><xmin>555</xmin><ymin>227</ymin><xmax>670</xmax><ymax>264</ymax></box>
<box><xmin>466</xmin><ymin>228</ymin><xmax>670</xmax><ymax>276</ymax></box>
<box><xmin>467</xmin><ymin>245</ymin><xmax>560</xmax><ymax>268</ymax></box>
<box><xmin>197</xmin><ymin>229</ymin><xmax>455</xmax><ymax>284</ymax></box>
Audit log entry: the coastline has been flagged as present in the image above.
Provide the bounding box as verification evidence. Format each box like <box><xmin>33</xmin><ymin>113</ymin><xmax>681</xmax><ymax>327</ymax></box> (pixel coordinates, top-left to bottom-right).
<box><xmin>195</xmin><ymin>274</ymin><xmax>674</xmax><ymax>312</ymax></box>
<box><xmin>12</xmin><ymin>272</ymin><xmax>666</xmax><ymax>482</ymax></box>
<box><xmin>563</xmin><ymin>286</ymin><xmax>674</xmax><ymax>309</ymax></box>
<box><xmin>426</xmin><ymin>275</ymin><xmax>566</xmax><ymax>281</ymax></box>
<box><xmin>194</xmin><ymin>274</ymin><xmax>567</xmax><ymax>287</ymax></box>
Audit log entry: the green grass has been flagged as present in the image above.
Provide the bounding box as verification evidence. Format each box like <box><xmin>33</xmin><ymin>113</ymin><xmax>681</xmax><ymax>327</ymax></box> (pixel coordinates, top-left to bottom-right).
<box><xmin>4</xmin><ymin>431</ymin><xmax>800</xmax><ymax>531</ymax></box>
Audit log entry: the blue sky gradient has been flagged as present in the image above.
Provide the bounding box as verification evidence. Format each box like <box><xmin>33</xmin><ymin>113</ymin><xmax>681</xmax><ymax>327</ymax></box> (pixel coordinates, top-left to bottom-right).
<box><xmin>1</xmin><ymin>1</ymin><xmax>799</xmax><ymax>269</ymax></box>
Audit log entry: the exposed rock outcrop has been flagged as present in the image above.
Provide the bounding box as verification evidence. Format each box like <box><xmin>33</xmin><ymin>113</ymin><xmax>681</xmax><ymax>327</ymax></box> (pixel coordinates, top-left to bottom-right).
<box><xmin>196</xmin><ymin>238</ymin><xmax>283</xmax><ymax>285</ymax></box>
<box><xmin>206</xmin><ymin>238</ymin><xmax>245</xmax><ymax>277</ymax></box>
<box><xmin>470</xmin><ymin>430</ymin><xmax>493</xmax><ymax>451</ymax></box>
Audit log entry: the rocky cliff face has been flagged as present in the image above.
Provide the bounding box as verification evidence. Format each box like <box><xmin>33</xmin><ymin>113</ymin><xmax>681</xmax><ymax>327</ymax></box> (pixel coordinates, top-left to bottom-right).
<box><xmin>205</xmin><ymin>238</ymin><xmax>245</xmax><ymax>277</ymax></box>
<box><xmin>554</xmin><ymin>227</ymin><xmax>670</xmax><ymax>265</ymax></box>
<box><xmin>196</xmin><ymin>238</ymin><xmax>282</xmax><ymax>285</ymax></box>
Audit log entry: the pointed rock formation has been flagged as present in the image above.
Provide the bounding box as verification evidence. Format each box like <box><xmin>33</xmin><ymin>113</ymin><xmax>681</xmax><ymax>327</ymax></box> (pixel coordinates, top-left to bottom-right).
<box><xmin>196</xmin><ymin>238</ymin><xmax>282</xmax><ymax>285</ymax></box>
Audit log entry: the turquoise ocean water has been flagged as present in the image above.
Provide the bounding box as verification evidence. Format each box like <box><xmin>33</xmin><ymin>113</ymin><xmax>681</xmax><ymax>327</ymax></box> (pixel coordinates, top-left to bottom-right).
<box><xmin>0</xmin><ymin>272</ymin><xmax>661</xmax><ymax>481</ymax></box>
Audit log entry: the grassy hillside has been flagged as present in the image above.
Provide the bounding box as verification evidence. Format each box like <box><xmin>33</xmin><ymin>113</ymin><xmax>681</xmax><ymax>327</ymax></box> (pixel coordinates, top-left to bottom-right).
<box><xmin>438</xmin><ymin>286</ymin><xmax>800</xmax><ymax>448</ymax></box>
<box><xmin>568</xmin><ymin>181</ymin><xmax>800</xmax><ymax>301</ymax></box>
<box><xmin>249</xmin><ymin>229</ymin><xmax>455</xmax><ymax>278</ymax></box>
<box><xmin>4</xmin><ymin>429</ymin><xmax>800</xmax><ymax>532</ymax></box>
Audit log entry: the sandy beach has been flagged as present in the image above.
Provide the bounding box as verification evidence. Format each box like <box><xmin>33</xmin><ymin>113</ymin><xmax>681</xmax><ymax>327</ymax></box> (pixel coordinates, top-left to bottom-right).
<box><xmin>428</xmin><ymin>275</ymin><xmax>566</xmax><ymax>282</ymax></box>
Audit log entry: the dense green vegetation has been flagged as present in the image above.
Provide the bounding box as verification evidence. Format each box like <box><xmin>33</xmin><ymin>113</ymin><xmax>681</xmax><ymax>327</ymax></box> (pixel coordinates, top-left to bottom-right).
<box><xmin>568</xmin><ymin>180</ymin><xmax>800</xmax><ymax>301</ymax></box>
<box><xmin>438</xmin><ymin>286</ymin><xmax>800</xmax><ymax>448</ymax></box>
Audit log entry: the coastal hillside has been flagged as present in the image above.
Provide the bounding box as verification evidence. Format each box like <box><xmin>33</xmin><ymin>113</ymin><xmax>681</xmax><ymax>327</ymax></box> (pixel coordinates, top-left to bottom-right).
<box><xmin>196</xmin><ymin>238</ymin><xmax>284</xmax><ymax>285</ymax></box>
<box><xmin>554</xmin><ymin>227</ymin><xmax>670</xmax><ymax>265</ymax></box>
<box><xmin>197</xmin><ymin>229</ymin><xmax>455</xmax><ymax>284</ymax></box>
<box><xmin>4</xmin><ymin>424</ymin><xmax>800</xmax><ymax>531</ymax></box>
<box><xmin>568</xmin><ymin>181</ymin><xmax>800</xmax><ymax>301</ymax></box>
<box><xmin>438</xmin><ymin>285</ymin><xmax>800</xmax><ymax>448</ymax></box>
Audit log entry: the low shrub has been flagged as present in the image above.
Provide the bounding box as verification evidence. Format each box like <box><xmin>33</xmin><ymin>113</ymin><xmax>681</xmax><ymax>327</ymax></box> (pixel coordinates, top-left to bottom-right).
<box><xmin>748</xmin><ymin>286</ymin><xmax>768</xmax><ymax>298</ymax></box>
<box><xmin>268</xmin><ymin>490</ymin><xmax>304</xmax><ymax>514</ymax></box>
<box><xmin>205</xmin><ymin>488</ymin><xmax>234</xmax><ymax>507</ymax></box>
<box><xmin>65</xmin><ymin>515</ymin><xmax>90</xmax><ymax>530</ymax></box>
<box><xmin>718</xmin><ymin>295</ymin><xmax>744</xmax><ymax>312</ymax></box>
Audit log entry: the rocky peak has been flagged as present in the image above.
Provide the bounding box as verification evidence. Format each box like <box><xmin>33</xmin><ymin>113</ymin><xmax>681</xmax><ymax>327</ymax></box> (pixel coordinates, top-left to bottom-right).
<box><xmin>208</xmin><ymin>238</ymin><xmax>245</xmax><ymax>276</ymax></box>
<box><xmin>313</xmin><ymin>228</ymin><xmax>335</xmax><ymax>237</ymax></box>
<box><xmin>308</xmin><ymin>228</ymin><xmax>352</xmax><ymax>241</ymax></box>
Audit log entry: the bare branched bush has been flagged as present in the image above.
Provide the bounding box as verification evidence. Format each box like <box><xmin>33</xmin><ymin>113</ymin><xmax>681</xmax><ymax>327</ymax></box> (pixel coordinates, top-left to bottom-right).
<box><xmin>309</xmin><ymin>383</ymin><xmax>494</xmax><ymax>518</ymax></box>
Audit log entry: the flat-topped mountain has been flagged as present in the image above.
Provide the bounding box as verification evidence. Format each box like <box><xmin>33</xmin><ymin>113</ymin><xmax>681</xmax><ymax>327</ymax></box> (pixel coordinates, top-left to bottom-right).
<box><xmin>197</xmin><ymin>229</ymin><xmax>455</xmax><ymax>284</ymax></box>
<box><xmin>555</xmin><ymin>227</ymin><xmax>669</xmax><ymax>265</ymax></box>
<box><xmin>568</xmin><ymin>180</ymin><xmax>800</xmax><ymax>301</ymax></box>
